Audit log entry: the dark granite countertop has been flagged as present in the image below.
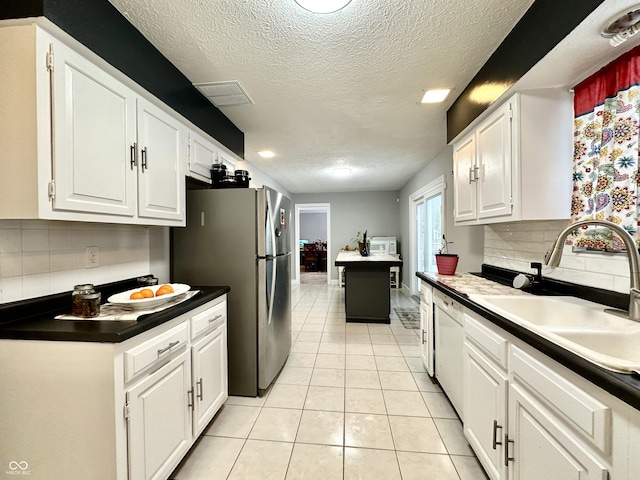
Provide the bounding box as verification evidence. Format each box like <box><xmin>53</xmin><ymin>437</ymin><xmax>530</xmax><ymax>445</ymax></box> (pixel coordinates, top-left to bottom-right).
<box><xmin>0</xmin><ymin>278</ymin><xmax>230</xmax><ymax>343</ymax></box>
<box><xmin>416</xmin><ymin>267</ymin><xmax>640</xmax><ymax>411</ymax></box>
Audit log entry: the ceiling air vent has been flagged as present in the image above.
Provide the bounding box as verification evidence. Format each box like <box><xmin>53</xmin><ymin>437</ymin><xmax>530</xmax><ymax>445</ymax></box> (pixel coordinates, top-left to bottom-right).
<box><xmin>193</xmin><ymin>81</ymin><xmax>253</xmax><ymax>107</ymax></box>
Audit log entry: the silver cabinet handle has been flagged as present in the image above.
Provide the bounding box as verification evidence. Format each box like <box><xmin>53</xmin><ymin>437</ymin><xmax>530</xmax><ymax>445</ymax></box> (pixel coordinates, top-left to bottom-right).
<box><xmin>157</xmin><ymin>340</ymin><xmax>179</xmax><ymax>357</ymax></box>
<box><xmin>504</xmin><ymin>434</ymin><xmax>514</xmax><ymax>466</ymax></box>
<box><xmin>421</xmin><ymin>329</ymin><xmax>426</xmax><ymax>344</ymax></box>
<box><xmin>469</xmin><ymin>166</ymin><xmax>474</xmax><ymax>184</ymax></box>
<box><xmin>141</xmin><ymin>146</ymin><xmax>148</xmax><ymax>171</ymax></box>
<box><xmin>492</xmin><ymin>420</ymin><xmax>503</xmax><ymax>450</ymax></box>
<box><xmin>130</xmin><ymin>143</ymin><xmax>137</xmax><ymax>170</ymax></box>
<box><xmin>473</xmin><ymin>165</ymin><xmax>480</xmax><ymax>181</ymax></box>
<box><xmin>187</xmin><ymin>387</ymin><xmax>194</xmax><ymax>409</ymax></box>
<box><xmin>208</xmin><ymin>314</ymin><xmax>223</xmax><ymax>324</ymax></box>
<box><xmin>196</xmin><ymin>378</ymin><xmax>203</xmax><ymax>401</ymax></box>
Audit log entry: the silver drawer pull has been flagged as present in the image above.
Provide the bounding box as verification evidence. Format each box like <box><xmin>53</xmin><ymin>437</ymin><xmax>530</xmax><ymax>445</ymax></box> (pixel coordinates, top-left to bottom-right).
<box><xmin>196</xmin><ymin>378</ymin><xmax>203</xmax><ymax>401</ymax></box>
<box><xmin>157</xmin><ymin>340</ymin><xmax>179</xmax><ymax>357</ymax></box>
<box><xmin>208</xmin><ymin>314</ymin><xmax>223</xmax><ymax>324</ymax></box>
<box><xmin>492</xmin><ymin>420</ymin><xmax>503</xmax><ymax>450</ymax></box>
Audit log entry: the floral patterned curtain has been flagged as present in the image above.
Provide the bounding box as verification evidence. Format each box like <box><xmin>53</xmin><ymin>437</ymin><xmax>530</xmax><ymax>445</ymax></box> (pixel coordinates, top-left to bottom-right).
<box><xmin>571</xmin><ymin>45</ymin><xmax>640</xmax><ymax>250</ymax></box>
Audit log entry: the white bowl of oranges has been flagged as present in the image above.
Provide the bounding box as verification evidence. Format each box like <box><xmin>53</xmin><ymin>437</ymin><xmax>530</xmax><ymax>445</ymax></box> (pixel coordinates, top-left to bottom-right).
<box><xmin>107</xmin><ymin>283</ymin><xmax>190</xmax><ymax>310</ymax></box>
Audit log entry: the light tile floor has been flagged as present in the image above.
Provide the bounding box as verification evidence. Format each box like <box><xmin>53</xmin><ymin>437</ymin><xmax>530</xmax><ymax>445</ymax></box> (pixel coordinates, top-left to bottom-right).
<box><xmin>171</xmin><ymin>283</ymin><xmax>488</xmax><ymax>480</ymax></box>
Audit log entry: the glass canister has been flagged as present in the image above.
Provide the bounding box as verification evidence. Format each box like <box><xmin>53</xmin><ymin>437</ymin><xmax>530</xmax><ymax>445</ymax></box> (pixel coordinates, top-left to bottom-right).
<box><xmin>78</xmin><ymin>292</ymin><xmax>101</xmax><ymax>318</ymax></box>
<box><xmin>72</xmin><ymin>284</ymin><xmax>95</xmax><ymax>316</ymax></box>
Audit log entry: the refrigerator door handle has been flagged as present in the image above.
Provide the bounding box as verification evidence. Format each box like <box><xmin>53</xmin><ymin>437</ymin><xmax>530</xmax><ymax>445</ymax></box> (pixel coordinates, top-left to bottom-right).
<box><xmin>267</xmin><ymin>256</ymin><xmax>277</xmax><ymax>325</ymax></box>
<box><xmin>266</xmin><ymin>193</ymin><xmax>278</xmax><ymax>325</ymax></box>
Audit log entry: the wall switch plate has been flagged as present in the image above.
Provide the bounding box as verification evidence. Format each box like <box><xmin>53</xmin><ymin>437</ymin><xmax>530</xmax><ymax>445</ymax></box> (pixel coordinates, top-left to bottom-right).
<box><xmin>86</xmin><ymin>246</ymin><xmax>99</xmax><ymax>268</ymax></box>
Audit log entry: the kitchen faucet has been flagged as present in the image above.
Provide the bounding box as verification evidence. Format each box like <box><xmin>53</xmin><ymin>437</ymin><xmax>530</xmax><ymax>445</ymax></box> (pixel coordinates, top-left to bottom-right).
<box><xmin>544</xmin><ymin>219</ymin><xmax>640</xmax><ymax>321</ymax></box>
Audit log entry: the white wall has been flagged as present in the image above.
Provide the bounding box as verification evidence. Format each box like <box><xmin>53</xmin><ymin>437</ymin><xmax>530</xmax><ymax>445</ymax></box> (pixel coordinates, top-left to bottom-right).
<box><xmin>0</xmin><ymin>220</ymin><xmax>152</xmax><ymax>303</ymax></box>
<box><xmin>399</xmin><ymin>146</ymin><xmax>484</xmax><ymax>287</ymax></box>
<box><xmin>300</xmin><ymin>212</ymin><xmax>327</xmax><ymax>242</ymax></box>
<box><xmin>292</xmin><ymin>191</ymin><xmax>400</xmax><ymax>281</ymax></box>
<box><xmin>484</xmin><ymin>220</ymin><xmax>631</xmax><ymax>294</ymax></box>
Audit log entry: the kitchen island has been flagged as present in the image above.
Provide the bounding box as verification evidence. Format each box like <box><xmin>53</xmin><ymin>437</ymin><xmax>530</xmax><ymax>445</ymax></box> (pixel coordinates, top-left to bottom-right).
<box><xmin>335</xmin><ymin>251</ymin><xmax>402</xmax><ymax>323</ymax></box>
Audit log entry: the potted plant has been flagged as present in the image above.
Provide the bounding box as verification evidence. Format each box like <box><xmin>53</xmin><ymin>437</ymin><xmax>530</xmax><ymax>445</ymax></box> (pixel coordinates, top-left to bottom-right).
<box><xmin>435</xmin><ymin>235</ymin><xmax>458</xmax><ymax>275</ymax></box>
<box><xmin>351</xmin><ymin>230</ymin><xmax>370</xmax><ymax>256</ymax></box>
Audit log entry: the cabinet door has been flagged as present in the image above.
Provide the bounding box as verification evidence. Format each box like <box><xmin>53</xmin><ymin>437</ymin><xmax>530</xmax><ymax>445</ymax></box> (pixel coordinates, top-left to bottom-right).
<box><xmin>191</xmin><ymin>323</ymin><xmax>228</xmax><ymax>437</ymax></box>
<box><xmin>51</xmin><ymin>40</ymin><xmax>137</xmax><ymax>216</ymax></box>
<box><xmin>453</xmin><ymin>132</ymin><xmax>477</xmax><ymax>222</ymax></box>
<box><xmin>419</xmin><ymin>287</ymin><xmax>434</xmax><ymax>376</ymax></box>
<box><xmin>127</xmin><ymin>351</ymin><xmax>192</xmax><ymax>480</ymax></box>
<box><xmin>137</xmin><ymin>97</ymin><xmax>186</xmax><ymax>222</ymax></box>
<box><xmin>463</xmin><ymin>342</ymin><xmax>507</xmax><ymax>480</ymax></box>
<box><xmin>476</xmin><ymin>102</ymin><xmax>512</xmax><ymax>220</ymax></box>
<box><xmin>188</xmin><ymin>130</ymin><xmax>218</xmax><ymax>183</ymax></box>
<box><xmin>508</xmin><ymin>383</ymin><xmax>608</xmax><ymax>480</ymax></box>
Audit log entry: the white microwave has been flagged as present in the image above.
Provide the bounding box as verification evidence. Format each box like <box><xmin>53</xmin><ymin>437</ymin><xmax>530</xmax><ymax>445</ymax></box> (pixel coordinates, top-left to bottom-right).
<box><xmin>369</xmin><ymin>236</ymin><xmax>397</xmax><ymax>255</ymax></box>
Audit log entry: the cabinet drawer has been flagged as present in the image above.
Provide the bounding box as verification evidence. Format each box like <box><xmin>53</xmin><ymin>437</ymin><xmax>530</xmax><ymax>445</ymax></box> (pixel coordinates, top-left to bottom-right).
<box><xmin>464</xmin><ymin>314</ymin><xmax>508</xmax><ymax>369</ymax></box>
<box><xmin>510</xmin><ymin>346</ymin><xmax>611</xmax><ymax>454</ymax></box>
<box><xmin>124</xmin><ymin>322</ymin><xmax>188</xmax><ymax>382</ymax></box>
<box><xmin>190</xmin><ymin>300</ymin><xmax>226</xmax><ymax>339</ymax></box>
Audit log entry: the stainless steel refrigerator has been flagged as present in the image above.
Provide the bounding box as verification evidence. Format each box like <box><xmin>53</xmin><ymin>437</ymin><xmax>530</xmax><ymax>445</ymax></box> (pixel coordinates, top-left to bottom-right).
<box><xmin>172</xmin><ymin>187</ymin><xmax>292</xmax><ymax>396</ymax></box>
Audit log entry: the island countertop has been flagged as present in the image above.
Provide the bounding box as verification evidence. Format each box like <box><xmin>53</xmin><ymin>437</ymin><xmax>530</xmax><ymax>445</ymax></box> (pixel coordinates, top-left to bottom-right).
<box><xmin>335</xmin><ymin>251</ymin><xmax>402</xmax><ymax>267</ymax></box>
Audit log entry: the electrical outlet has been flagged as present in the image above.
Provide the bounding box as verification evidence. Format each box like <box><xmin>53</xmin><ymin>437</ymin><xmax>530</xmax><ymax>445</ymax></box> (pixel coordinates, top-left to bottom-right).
<box><xmin>86</xmin><ymin>246</ymin><xmax>99</xmax><ymax>268</ymax></box>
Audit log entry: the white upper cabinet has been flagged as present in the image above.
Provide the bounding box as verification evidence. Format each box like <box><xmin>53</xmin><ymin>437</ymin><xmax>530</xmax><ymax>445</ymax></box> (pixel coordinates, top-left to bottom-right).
<box><xmin>51</xmin><ymin>38</ymin><xmax>138</xmax><ymax>217</ymax></box>
<box><xmin>452</xmin><ymin>90</ymin><xmax>573</xmax><ymax>225</ymax></box>
<box><xmin>188</xmin><ymin>130</ymin><xmax>218</xmax><ymax>183</ymax></box>
<box><xmin>0</xmin><ymin>23</ymin><xmax>192</xmax><ymax>226</ymax></box>
<box><xmin>476</xmin><ymin>102</ymin><xmax>512</xmax><ymax>220</ymax></box>
<box><xmin>453</xmin><ymin>132</ymin><xmax>478</xmax><ymax>223</ymax></box>
<box><xmin>137</xmin><ymin>97</ymin><xmax>186</xmax><ymax>222</ymax></box>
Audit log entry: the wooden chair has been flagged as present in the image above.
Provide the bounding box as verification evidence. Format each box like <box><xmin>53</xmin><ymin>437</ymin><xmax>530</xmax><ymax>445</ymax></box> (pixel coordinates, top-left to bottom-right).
<box><xmin>303</xmin><ymin>244</ymin><xmax>317</xmax><ymax>271</ymax></box>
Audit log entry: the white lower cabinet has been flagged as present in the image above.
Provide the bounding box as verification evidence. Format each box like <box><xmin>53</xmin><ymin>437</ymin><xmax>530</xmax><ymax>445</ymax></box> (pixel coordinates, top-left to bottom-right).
<box><xmin>419</xmin><ymin>281</ymin><xmax>434</xmax><ymax>375</ymax></box>
<box><xmin>127</xmin><ymin>351</ymin><xmax>193</xmax><ymax>480</ymax></box>
<box><xmin>508</xmin><ymin>382</ymin><xmax>608</xmax><ymax>480</ymax></box>
<box><xmin>191</xmin><ymin>321</ymin><xmax>228</xmax><ymax>437</ymax></box>
<box><xmin>0</xmin><ymin>294</ymin><xmax>228</xmax><ymax>480</ymax></box>
<box><xmin>463</xmin><ymin>341</ymin><xmax>508</xmax><ymax>480</ymax></box>
<box><xmin>463</xmin><ymin>311</ymin><xmax>617</xmax><ymax>480</ymax></box>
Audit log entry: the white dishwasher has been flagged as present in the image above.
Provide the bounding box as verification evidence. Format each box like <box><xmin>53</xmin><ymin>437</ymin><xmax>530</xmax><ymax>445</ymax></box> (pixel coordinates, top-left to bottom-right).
<box><xmin>434</xmin><ymin>290</ymin><xmax>464</xmax><ymax>419</ymax></box>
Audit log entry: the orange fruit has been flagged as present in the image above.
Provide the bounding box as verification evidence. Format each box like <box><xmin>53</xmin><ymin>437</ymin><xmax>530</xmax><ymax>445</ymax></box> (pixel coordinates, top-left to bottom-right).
<box><xmin>129</xmin><ymin>291</ymin><xmax>144</xmax><ymax>300</ymax></box>
<box><xmin>140</xmin><ymin>289</ymin><xmax>154</xmax><ymax>298</ymax></box>
<box><xmin>155</xmin><ymin>287</ymin><xmax>171</xmax><ymax>297</ymax></box>
<box><xmin>160</xmin><ymin>284</ymin><xmax>175</xmax><ymax>293</ymax></box>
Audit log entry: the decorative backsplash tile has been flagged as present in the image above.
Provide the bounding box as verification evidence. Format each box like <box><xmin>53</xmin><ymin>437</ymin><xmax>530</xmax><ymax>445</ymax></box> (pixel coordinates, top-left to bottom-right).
<box><xmin>0</xmin><ymin>220</ymin><xmax>151</xmax><ymax>303</ymax></box>
<box><xmin>484</xmin><ymin>220</ymin><xmax>630</xmax><ymax>293</ymax></box>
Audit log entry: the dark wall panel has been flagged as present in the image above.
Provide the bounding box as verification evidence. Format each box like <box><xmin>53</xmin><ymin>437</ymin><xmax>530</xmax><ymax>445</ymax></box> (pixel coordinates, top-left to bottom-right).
<box><xmin>1</xmin><ymin>0</ymin><xmax>244</xmax><ymax>157</ymax></box>
<box><xmin>447</xmin><ymin>0</ymin><xmax>605</xmax><ymax>142</ymax></box>
<box><xmin>0</xmin><ymin>1</ymin><xmax>43</xmax><ymax>19</ymax></box>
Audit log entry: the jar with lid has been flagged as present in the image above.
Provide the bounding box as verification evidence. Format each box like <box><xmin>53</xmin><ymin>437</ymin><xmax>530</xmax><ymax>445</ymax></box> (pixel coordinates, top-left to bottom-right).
<box><xmin>78</xmin><ymin>292</ymin><xmax>101</xmax><ymax>318</ymax></box>
<box><xmin>72</xmin><ymin>284</ymin><xmax>95</xmax><ymax>316</ymax></box>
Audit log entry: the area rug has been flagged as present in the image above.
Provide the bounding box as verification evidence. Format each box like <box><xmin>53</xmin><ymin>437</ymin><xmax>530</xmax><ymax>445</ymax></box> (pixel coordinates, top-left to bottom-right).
<box><xmin>394</xmin><ymin>308</ymin><xmax>420</xmax><ymax>329</ymax></box>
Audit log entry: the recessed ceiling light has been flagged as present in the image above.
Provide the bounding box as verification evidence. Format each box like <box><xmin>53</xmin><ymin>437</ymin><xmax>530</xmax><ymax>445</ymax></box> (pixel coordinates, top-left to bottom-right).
<box><xmin>258</xmin><ymin>150</ymin><xmax>275</xmax><ymax>158</ymax></box>
<box><xmin>333</xmin><ymin>167</ymin><xmax>351</xmax><ymax>176</ymax></box>
<box><xmin>294</xmin><ymin>0</ymin><xmax>352</xmax><ymax>14</ymax></box>
<box><xmin>421</xmin><ymin>89</ymin><xmax>451</xmax><ymax>104</ymax></box>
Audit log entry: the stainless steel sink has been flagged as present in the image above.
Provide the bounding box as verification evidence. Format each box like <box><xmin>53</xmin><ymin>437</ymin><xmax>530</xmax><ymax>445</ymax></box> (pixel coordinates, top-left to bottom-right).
<box><xmin>468</xmin><ymin>294</ymin><xmax>640</xmax><ymax>373</ymax></box>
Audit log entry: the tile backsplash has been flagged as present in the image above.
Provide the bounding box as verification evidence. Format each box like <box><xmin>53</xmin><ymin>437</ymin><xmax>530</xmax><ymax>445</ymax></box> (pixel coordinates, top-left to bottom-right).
<box><xmin>484</xmin><ymin>220</ymin><xmax>631</xmax><ymax>294</ymax></box>
<box><xmin>0</xmin><ymin>220</ymin><xmax>151</xmax><ymax>303</ymax></box>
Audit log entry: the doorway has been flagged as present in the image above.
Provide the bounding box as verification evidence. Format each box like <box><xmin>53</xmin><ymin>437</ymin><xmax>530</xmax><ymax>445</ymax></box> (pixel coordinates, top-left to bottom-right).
<box><xmin>294</xmin><ymin>203</ymin><xmax>331</xmax><ymax>285</ymax></box>
<box><xmin>409</xmin><ymin>175</ymin><xmax>445</xmax><ymax>296</ymax></box>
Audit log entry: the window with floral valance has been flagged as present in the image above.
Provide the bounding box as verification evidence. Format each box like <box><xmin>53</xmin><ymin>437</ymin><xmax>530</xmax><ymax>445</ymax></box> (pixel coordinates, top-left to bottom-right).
<box><xmin>570</xmin><ymin>44</ymin><xmax>640</xmax><ymax>250</ymax></box>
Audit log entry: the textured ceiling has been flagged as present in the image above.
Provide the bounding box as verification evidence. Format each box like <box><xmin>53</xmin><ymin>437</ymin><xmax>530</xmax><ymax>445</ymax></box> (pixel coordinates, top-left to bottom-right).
<box><xmin>106</xmin><ymin>0</ymin><xmax>536</xmax><ymax>193</ymax></box>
